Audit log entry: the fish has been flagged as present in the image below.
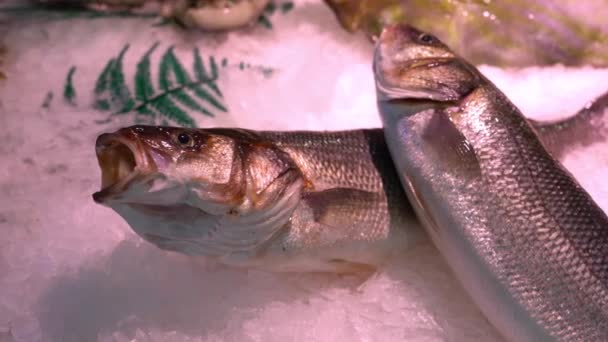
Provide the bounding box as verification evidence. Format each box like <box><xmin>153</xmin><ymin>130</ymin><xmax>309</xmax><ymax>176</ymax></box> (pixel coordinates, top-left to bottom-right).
<box><xmin>530</xmin><ymin>90</ymin><xmax>608</xmax><ymax>158</ymax></box>
<box><xmin>374</xmin><ymin>24</ymin><xmax>608</xmax><ymax>341</ymax></box>
<box><xmin>91</xmin><ymin>91</ymin><xmax>608</xmax><ymax>275</ymax></box>
<box><xmin>93</xmin><ymin>126</ymin><xmax>419</xmax><ymax>273</ymax></box>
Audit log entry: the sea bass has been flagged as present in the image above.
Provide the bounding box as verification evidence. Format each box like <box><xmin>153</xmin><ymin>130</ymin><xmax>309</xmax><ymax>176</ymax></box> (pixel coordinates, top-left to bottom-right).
<box><xmin>91</xmin><ymin>93</ymin><xmax>608</xmax><ymax>275</ymax></box>
<box><xmin>93</xmin><ymin>126</ymin><xmax>418</xmax><ymax>273</ymax></box>
<box><xmin>374</xmin><ymin>24</ymin><xmax>608</xmax><ymax>341</ymax></box>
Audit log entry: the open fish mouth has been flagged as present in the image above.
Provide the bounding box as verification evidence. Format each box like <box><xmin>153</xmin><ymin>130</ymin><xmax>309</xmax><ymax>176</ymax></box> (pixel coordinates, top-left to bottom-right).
<box><xmin>93</xmin><ymin>133</ymin><xmax>148</xmax><ymax>203</ymax></box>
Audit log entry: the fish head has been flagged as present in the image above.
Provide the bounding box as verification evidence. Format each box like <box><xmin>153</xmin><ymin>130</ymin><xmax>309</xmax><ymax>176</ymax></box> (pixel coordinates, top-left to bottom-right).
<box><xmin>92</xmin><ymin>126</ymin><xmax>304</xmax><ymax>257</ymax></box>
<box><xmin>93</xmin><ymin>125</ymin><xmax>238</xmax><ymax>209</ymax></box>
<box><xmin>374</xmin><ymin>24</ymin><xmax>480</xmax><ymax>104</ymax></box>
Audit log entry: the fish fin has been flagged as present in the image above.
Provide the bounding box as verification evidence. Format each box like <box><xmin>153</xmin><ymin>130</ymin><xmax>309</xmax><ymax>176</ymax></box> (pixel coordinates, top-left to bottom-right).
<box><xmin>530</xmin><ymin>90</ymin><xmax>608</xmax><ymax>158</ymax></box>
<box><xmin>302</xmin><ymin>188</ymin><xmax>382</xmax><ymax>229</ymax></box>
<box><xmin>423</xmin><ymin>110</ymin><xmax>481</xmax><ymax>178</ymax></box>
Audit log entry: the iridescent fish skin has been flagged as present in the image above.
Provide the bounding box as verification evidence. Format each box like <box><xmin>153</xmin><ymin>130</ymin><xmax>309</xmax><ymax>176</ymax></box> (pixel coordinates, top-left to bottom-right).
<box><xmin>93</xmin><ymin>126</ymin><xmax>419</xmax><ymax>273</ymax></box>
<box><xmin>374</xmin><ymin>24</ymin><xmax>608</xmax><ymax>341</ymax></box>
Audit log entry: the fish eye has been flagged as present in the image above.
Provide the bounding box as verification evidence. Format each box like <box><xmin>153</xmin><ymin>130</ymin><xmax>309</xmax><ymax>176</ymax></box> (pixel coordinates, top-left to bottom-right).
<box><xmin>177</xmin><ymin>132</ymin><xmax>192</xmax><ymax>146</ymax></box>
<box><xmin>418</xmin><ymin>33</ymin><xmax>435</xmax><ymax>44</ymax></box>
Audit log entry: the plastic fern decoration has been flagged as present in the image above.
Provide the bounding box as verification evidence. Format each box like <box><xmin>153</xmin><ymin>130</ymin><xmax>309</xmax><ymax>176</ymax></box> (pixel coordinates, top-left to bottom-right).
<box><xmin>94</xmin><ymin>43</ymin><xmax>227</xmax><ymax>127</ymax></box>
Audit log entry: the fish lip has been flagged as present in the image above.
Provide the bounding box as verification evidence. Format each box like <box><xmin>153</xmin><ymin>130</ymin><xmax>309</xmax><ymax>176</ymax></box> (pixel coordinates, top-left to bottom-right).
<box><xmin>92</xmin><ymin>132</ymin><xmax>155</xmax><ymax>203</ymax></box>
<box><xmin>403</xmin><ymin>57</ymin><xmax>453</xmax><ymax>70</ymax></box>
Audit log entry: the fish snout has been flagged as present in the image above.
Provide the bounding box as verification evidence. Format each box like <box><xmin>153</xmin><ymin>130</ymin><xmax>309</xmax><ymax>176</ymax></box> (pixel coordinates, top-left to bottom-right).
<box><xmin>378</xmin><ymin>24</ymin><xmax>421</xmax><ymax>46</ymax></box>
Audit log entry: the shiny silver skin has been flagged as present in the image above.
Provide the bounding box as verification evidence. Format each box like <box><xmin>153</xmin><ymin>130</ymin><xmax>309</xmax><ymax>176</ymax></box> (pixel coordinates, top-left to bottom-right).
<box><xmin>374</xmin><ymin>24</ymin><xmax>608</xmax><ymax>341</ymax></box>
<box><xmin>93</xmin><ymin>126</ymin><xmax>418</xmax><ymax>273</ymax></box>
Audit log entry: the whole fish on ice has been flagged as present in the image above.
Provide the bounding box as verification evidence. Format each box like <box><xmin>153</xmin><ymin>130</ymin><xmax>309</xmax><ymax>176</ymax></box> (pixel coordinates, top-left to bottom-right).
<box><xmin>91</xmin><ymin>89</ymin><xmax>608</xmax><ymax>276</ymax></box>
<box><xmin>374</xmin><ymin>24</ymin><xmax>608</xmax><ymax>341</ymax></box>
<box><xmin>93</xmin><ymin>126</ymin><xmax>418</xmax><ymax>273</ymax></box>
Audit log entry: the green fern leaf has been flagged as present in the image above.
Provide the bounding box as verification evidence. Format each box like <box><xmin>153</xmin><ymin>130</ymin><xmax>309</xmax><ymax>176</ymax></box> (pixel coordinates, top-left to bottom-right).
<box><xmin>94</xmin><ymin>99</ymin><xmax>111</xmax><ymax>111</ymax></box>
<box><xmin>170</xmin><ymin>89</ymin><xmax>214</xmax><ymax>117</ymax></box>
<box><xmin>149</xmin><ymin>97</ymin><xmax>195</xmax><ymax>127</ymax></box>
<box><xmin>94</xmin><ymin>58</ymin><xmax>114</xmax><ymax>95</ymax></box>
<box><xmin>192</xmin><ymin>85</ymin><xmax>227</xmax><ymax>113</ymax></box>
<box><xmin>111</xmin><ymin>44</ymin><xmax>135</xmax><ymax>113</ymax></box>
<box><xmin>207</xmin><ymin>56</ymin><xmax>222</xmax><ymax>97</ymax></box>
<box><xmin>193</xmin><ymin>48</ymin><xmax>207</xmax><ymax>81</ymax></box>
<box><xmin>137</xmin><ymin>105</ymin><xmax>155</xmax><ymax>116</ymax></box>
<box><xmin>159</xmin><ymin>46</ymin><xmax>189</xmax><ymax>91</ymax></box>
<box><xmin>135</xmin><ymin>42</ymin><xmax>159</xmax><ymax>102</ymax></box>
<box><xmin>193</xmin><ymin>49</ymin><xmax>222</xmax><ymax>98</ymax></box>
<box><xmin>63</xmin><ymin>66</ymin><xmax>77</xmax><ymax>105</ymax></box>
<box><xmin>92</xmin><ymin>43</ymin><xmax>230</xmax><ymax>127</ymax></box>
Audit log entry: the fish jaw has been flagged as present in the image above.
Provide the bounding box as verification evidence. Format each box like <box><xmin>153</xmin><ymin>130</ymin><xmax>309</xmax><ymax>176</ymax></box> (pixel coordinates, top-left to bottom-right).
<box><xmin>93</xmin><ymin>131</ymin><xmax>159</xmax><ymax>204</ymax></box>
<box><xmin>100</xmin><ymin>159</ymin><xmax>305</xmax><ymax>264</ymax></box>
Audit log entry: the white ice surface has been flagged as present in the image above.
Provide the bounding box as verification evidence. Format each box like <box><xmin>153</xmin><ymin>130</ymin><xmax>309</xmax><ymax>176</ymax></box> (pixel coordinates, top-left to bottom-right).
<box><xmin>1</xmin><ymin>1</ymin><xmax>608</xmax><ymax>341</ymax></box>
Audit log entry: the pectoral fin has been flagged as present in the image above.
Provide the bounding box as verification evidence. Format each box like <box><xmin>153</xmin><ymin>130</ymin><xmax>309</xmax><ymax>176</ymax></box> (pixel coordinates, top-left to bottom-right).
<box><xmin>423</xmin><ymin>110</ymin><xmax>481</xmax><ymax>178</ymax></box>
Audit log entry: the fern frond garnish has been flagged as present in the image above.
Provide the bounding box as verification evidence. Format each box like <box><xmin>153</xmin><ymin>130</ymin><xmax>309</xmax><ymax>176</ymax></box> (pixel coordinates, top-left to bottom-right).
<box><xmin>134</xmin><ymin>42</ymin><xmax>159</xmax><ymax>102</ymax></box>
<box><xmin>63</xmin><ymin>66</ymin><xmax>77</xmax><ymax>105</ymax></box>
<box><xmin>95</xmin><ymin>43</ymin><xmax>228</xmax><ymax>127</ymax></box>
<box><xmin>110</xmin><ymin>45</ymin><xmax>135</xmax><ymax>113</ymax></box>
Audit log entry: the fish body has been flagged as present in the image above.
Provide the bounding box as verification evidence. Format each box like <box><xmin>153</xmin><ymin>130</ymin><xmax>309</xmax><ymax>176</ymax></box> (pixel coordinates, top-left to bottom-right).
<box><xmin>93</xmin><ymin>126</ymin><xmax>418</xmax><ymax>273</ymax></box>
<box><xmin>374</xmin><ymin>24</ymin><xmax>608</xmax><ymax>341</ymax></box>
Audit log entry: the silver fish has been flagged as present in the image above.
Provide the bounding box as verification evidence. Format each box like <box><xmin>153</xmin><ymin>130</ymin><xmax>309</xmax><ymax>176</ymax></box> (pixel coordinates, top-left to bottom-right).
<box><xmin>374</xmin><ymin>24</ymin><xmax>608</xmax><ymax>341</ymax></box>
<box><xmin>93</xmin><ymin>126</ymin><xmax>419</xmax><ymax>273</ymax></box>
<box><xmin>91</xmin><ymin>93</ymin><xmax>608</xmax><ymax>275</ymax></box>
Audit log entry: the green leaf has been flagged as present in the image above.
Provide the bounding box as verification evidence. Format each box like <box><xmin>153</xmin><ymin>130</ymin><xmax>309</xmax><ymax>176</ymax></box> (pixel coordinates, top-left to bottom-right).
<box><xmin>207</xmin><ymin>56</ymin><xmax>222</xmax><ymax>97</ymax></box>
<box><xmin>95</xmin><ymin>58</ymin><xmax>115</xmax><ymax>95</ymax></box>
<box><xmin>193</xmin><ymin>48</ymin><xmax>209</xmax><ymax>81</ymax></box>
<box><xmin>159</xmin><ymin>46</ymin><xmax>190</xmax><ymax>91</ymax></box>
<box><xmin>264</xmin><ymin>2</ymin><xmax>277</xmax><ymax>15</ymax></box>
<box><xmin>149</xmin><ymin>97</ymin><xmax>195</xmax><ymax>127</ymax></box>
<box><xmin>170</xmin><ymin>89</ymin><xmax>214</xmax><ymax>117</ymax></box>
<box><xmin>258</xmin><ymin>15</ymin><xmax>273</xmax><ymax>29</ymax></box>
<box><xmin>94</xmin><ymin>99</ymin><xmax>111</xmax><ymax>111</ymax></box>
<box><xmin>208</xmin><ymin>56</ymin><xmax>219</xmax><ymax>80</ymax></box>
<box><xmin>192</xmin><ymin>85</ymin><xmax>227</xmax><ymax>113</ymax></box>
<box><xmin>110</xmin><ymin>44</ymin><xmax>135</xmax><ymax>113</ymax></box>
<box><xmin>137</xmin><ymin>105</ymin><xmax>156</xmax><ymax>116</ymax></box>
<box><xmin>135</xmin><ymin>42</ymin><xmax>159</xmax><ymax>102</ymax></box>
<box><xmin>193</xmin><ymin>50</ymin><xmax>222</xmax><ymax>97</ymax></box>
<box><xmin>93</xmin><ymin>43</ymin><xmax>230</xmax><ymax>126</ymax></box>
<box><xmin>63</xmin><ymin>66</ymin><xmax>77</xmax><ymax>105</ymax></box>
<box><xmin>281</xmin><ymin>1</ymin><xmax>294</xmax><ymax>14</ymax></box>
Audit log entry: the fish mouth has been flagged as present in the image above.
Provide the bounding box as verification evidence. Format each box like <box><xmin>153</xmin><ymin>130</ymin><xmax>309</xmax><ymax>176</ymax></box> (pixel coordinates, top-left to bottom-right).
<box><xmin>403</xmin><ymin>57</ymin><xmax>453</xmax><ymax>70</ymax></box>
<box><xmin>374</xmin><ymin>43</ymin><xmax>456</xmax><ymax>102</ymax></box>
<box><xmin>93</xmin><ymin>133</ymin><xmax>149</xmax><ymax>203</ymax></box>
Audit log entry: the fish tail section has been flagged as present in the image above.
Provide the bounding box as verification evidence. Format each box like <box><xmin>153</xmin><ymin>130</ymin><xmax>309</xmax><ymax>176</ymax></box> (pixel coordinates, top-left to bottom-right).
<box><xmin>532</xmin><ymin>90</ymin><xmax>608</xmax><ymax>157</ymax></box>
